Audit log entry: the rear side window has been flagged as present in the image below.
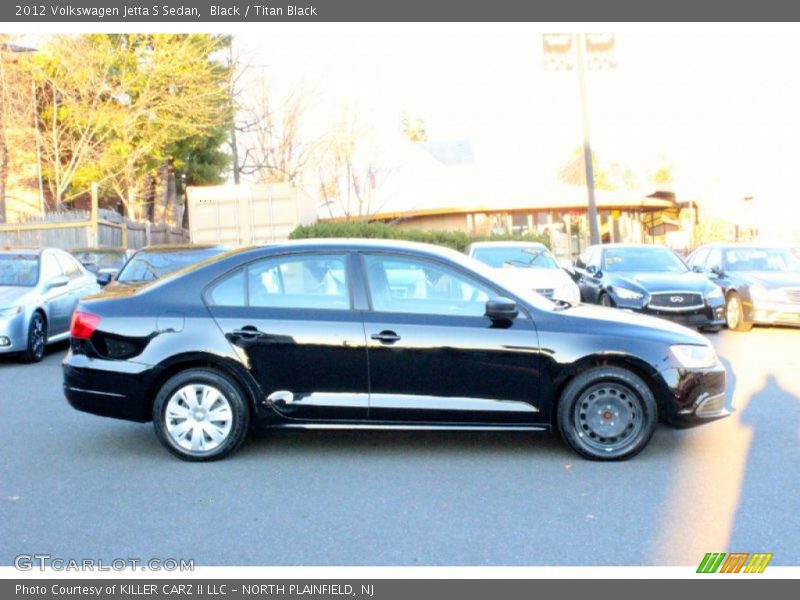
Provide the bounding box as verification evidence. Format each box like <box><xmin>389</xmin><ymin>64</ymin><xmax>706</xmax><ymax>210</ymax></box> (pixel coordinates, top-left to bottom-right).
<box><xmin>206</xmin><ymin>254</ymin><xmax>350</xmax><ymax>310</ymax></box>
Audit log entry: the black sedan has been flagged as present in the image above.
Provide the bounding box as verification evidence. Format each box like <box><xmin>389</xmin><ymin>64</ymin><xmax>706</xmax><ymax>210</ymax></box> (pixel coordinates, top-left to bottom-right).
<box><xmin>64</xmin><ymin>240</ymin><xmax>728</xmax><ymax>462</ymax></box>
<box><xmin>686</xmin><ymin>243</ymin><xmax>800</xmax><ymax>331</ymax></box>
<box><xmin>573</xmin><ymin>244</ymin><xmax>726</xmax><ymax>331</ymax></box>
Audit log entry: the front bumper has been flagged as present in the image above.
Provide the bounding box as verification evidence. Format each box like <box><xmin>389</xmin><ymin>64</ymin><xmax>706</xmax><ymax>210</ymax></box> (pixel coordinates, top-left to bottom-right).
<box><xmin>0</xmin><ymin>312</ymin><xmax>28</xmax><ymax>353</ymax></box>
<box><xmin>658</xmin><ymin>360</ymin><xmax>730</xmax><ymax>427</ymax></box>
<box><xmin>613</xmin><ymin>296</ymin><xmax>725</xmax><ymax>328</ymax></box>
<box><xmin>743</xmin><ymin>299</ymin><xmax>800</xmax><ymax>327</ymax></box>
<box><xmin>63</xmin><ymin>350</ymin><xmax>159</xmax><ymax>422</ymax></box>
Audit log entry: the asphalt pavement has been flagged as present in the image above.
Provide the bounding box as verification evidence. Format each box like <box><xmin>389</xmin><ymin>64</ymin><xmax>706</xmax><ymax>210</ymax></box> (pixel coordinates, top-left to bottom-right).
<box><xmin>1</xmin><ymin>328</ymin><xmax>798</xmax><ymax>566</ymax></box>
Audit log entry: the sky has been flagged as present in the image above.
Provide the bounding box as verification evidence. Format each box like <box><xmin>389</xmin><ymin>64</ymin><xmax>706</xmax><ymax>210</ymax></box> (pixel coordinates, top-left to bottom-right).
<box><xmin>237</xmin><ymin>30</ymin><xmax>800</xmax><ymax>232</ymax></box>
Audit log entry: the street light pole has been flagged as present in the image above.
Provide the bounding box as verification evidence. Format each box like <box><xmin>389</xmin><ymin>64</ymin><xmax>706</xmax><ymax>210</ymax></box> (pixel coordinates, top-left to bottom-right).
<box><xmin>575</xmin><ymin>33</ymin><xmax>600</xmax><ymax>245</ymax></box>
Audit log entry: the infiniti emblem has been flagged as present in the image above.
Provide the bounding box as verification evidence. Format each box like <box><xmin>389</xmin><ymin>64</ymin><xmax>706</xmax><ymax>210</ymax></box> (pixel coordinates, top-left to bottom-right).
<box><xmin>670</xmin><ymin>296</ymin><xmax>685</xmax><ymax>303</ymax></box>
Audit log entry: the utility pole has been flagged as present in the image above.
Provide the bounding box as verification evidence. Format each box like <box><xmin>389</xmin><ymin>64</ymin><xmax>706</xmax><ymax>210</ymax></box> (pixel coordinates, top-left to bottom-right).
<box><xmin>543</xmin><ymin>33</ymin><xmax>616</xmax><ymax>246</ymax></box>
<box><xmin>575</xmin><ymin>34</ymin><xmax>600</xmax><ymax>245</ymax></box>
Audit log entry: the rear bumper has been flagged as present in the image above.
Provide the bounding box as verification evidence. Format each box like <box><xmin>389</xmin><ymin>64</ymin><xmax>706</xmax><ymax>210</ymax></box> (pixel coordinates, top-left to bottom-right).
<box><xmin>63</xmin><ymin>351</ymin><xmax>158</xmax><ymax>422</ymax></box>
<box><xmin>658</xmin><ymin>360</ymin><xmax>730</xmax><ymax>427</ymax></box>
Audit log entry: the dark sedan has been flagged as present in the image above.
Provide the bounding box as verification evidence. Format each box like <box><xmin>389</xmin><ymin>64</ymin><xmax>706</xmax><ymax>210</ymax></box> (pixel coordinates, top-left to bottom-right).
<box><xmin>64</xmin><ymin>240</ymin><xmax>728</xmax><ymax>462</ymax></box>
<box><xmin>573</xmin><ymin>244</ymin><xmax>725</xmax><ymax>331</ymax></box>
<box><xmin>686</xmin><ymin>243</ymin><xmax>800</xmax><ymax>331</ymax></box>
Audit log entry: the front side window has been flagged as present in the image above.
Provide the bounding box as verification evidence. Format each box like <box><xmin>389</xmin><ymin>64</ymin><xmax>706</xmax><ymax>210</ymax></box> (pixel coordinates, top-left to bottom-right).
<box><xmin>706</xmin><ymin>248</ymin><xmax>723</xmax><ymax>273</ymax></box>
<box><xmin>364</xmin><ymin>254</ymin><xmax>492</xmax><ymax>317</ymax></box>
<box><xmin>207</xmin><ymin>254</ymin><xmax>350</xmax><ymax>310</ymax></box>
<box><xmin>41</xmin><ymin>254</ymin><xmax>63</xmax><ymax>282</ymax></box>
<box><xmin>56</xmin><ymin>253</ymin><xmax>83</xmax><ymax>279</ymax></box>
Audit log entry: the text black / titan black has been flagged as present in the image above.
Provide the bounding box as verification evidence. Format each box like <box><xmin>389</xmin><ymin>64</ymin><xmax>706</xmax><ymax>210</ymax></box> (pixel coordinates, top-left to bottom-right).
<box><xmin>63</xmin><ymin>240</ymin><xmax>728</xmax><ymax>461</ymax></box>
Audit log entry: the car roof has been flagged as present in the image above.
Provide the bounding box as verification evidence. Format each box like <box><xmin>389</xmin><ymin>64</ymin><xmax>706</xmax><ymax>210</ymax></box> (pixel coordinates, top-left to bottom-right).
<box><xmin>467</xmin><ymin>241</ymin><xmax>548</xmax><ymax>249</ymax></box>
<box><xmin>0</xmin><ymin>247</ymin><xmax>42</xmax><ymax>256</ymax></box>
<box><xmin>133</xmin><ymin>244</ymin><xmax>230</xmax><ymax>253</ymax></box>
<box><xmin>71</xmin><ymin>247</ymin><xmax>127</xmax><ymax>253</ymax></box>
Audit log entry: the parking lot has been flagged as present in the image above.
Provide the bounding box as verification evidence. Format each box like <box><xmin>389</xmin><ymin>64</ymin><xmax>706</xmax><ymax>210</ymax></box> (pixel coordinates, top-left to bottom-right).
<box><xmin>1</xmin><ymin>327</ymin><xmax>798</xmax><ymax>566</ymax></box>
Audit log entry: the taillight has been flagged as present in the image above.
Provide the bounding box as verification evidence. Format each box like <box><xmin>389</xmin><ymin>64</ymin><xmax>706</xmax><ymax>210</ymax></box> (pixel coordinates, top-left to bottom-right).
<box><xmin>70</xmin><ymin>311</ymin><xmax>100</xmax><ymax>339</ymax></box>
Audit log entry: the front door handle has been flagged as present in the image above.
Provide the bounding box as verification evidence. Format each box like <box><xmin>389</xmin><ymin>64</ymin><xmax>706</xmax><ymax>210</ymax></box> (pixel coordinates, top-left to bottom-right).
<box><xmin>370</xmin><ymin>330</ymin><xmax>401</xmax><ymax>344</ymax></box>
<box><xmin>230</xmin><ymin>326</ymin><xmax>265</xmax><ymax>339</ymax></box>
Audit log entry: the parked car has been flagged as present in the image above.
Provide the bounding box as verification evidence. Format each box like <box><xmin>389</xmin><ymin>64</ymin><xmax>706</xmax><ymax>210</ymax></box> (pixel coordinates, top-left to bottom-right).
<box><xmin>573</xmin><ymin>244</ymin><xmax>726</xmax><ymax>332</ymax></box>
<box><xmin>64</xmin><ymin>239</ymin><xmax>728</xmax><ymax>462</ymax></box>
<box><xmin>0</xmin><ymin>247</ymin><xmax>100</xmax><ymax>362</ymax></box>
<box><xmin>466</xmin><ymin>241</ymin><xmax>581</xmax><ymax>304</ymax></box>
<box><xmin>686</xmin><ymin>243</ymin><xmax>800</xmax><ymax>331</ymax></box>
<box><xmin>108</xmin><ymin>244</ymin><xmax>230</xmax><ymax>287</ymax></box>
<box><xmin>70</xmin><ymin>247</ymin><xmax>133</xmax><ymax>286</ymax></box>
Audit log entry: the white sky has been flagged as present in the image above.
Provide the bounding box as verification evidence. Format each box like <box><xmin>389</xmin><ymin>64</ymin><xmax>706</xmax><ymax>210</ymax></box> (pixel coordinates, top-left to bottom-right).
<box><xmin>237</xmin><ymin>31</ymin><xmax>800</xmax><ymax>228</ymax></box>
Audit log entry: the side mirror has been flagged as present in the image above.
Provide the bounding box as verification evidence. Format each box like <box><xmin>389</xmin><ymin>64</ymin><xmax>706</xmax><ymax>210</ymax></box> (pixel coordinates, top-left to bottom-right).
<box><xmin>96</xmin><ymin>271</ymin><xmax>116</xmax><ymax>286</ymax></box>
<box><xmin>691</xmin><ymin>265</ymin><xmax>703</xmax><ymax>273</ymax></box>
<box><xmin>586</xmin><ymin>264</ymin><xmax>597</xmax><ymax>275</ymax></box>
<box><xmin>46</xmin><ymin>275</ymin><xmax>69</xmax><ymax>291</ymax></box>
<box><xmin>486</xmin><ymin>297</ymin><xmax>519</xmax><ymax>321</ymax></box>
<box><xmin>710</xmin><ymin>266</ymin><xmax>724</xmax><ymax>278</ymax></box>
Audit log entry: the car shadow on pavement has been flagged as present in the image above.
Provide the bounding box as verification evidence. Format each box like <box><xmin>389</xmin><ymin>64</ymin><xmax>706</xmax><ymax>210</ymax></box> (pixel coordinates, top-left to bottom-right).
<box><xmin>727</xmin><ymin>374</ymin><xmax>800</xmax><ymax>564</ymax></box>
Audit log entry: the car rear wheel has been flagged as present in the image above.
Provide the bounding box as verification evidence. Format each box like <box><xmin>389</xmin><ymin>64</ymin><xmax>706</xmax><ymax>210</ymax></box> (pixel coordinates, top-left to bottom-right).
<box><xmin>152</xmin><ymin>368</ymin><xmax>250</xmax><ymax>461</ymax></box>
<box><xmin>599</xmin><ymin>292</ymin><xmax>614</xmax><ymax>307</ymax></box>
<box><xmin>725</xmin><ymin>292</ymin><xmax>753</xmax><ymax>332</ymax></box>
<box><xmin>557</xmin><ymin>366</ymin><xmax>657</xmax><ymax>461</ymax></box>
<box><xmin>20</xmin><ymin>313</ymin><xmax>47</xmax><ymax>363</ymax></box>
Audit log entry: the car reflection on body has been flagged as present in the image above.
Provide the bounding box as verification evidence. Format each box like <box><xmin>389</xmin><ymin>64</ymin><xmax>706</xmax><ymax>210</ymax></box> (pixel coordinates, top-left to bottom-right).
<box><xmin>0</xmin><ymin>247</ymin><xmax>99</xmax><ymax>362</ymax></box>
<box><xmin>573</xmin><ymin>243</ymin><xmax>725</xmax><ymax>332</ymax></box>
<box><xmin>686</xmin><ymin>243</ymin><xmax>800</xmax><ymax>331</ymax></box>
<box><xmin>64</xmin><ymin>239</ymin><xmax>727</xmax><ymax>462</ymax></box>
<box><xmin>466</xmin><ymin>241</ymin><xmax>581</xmax><ymax>304</ymax></box>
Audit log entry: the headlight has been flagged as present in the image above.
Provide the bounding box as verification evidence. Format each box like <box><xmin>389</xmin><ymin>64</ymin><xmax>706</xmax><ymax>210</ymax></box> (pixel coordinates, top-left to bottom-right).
<box><xmin>670</xmin><ymin>344</ymin><xmax>717</xmax><ymax>369</ymax></box>
<box><xmin>706</xmin><ymin>286</ymin><xmax>723</xmax><ymax>299</ymax></box>
<box><xmin>0</xmin><ymin>306</ymin><xmax>21</xmax><ymax>318</ymax></box>
<box><xmin>750</xmin><ymin>284</ymin><xmax>785</xmax><ymax>302</ymax></box>
<box><xmin>612</xmin><ymin>286</ymin><xmax>644</xmax><ymax>300</ymax></box>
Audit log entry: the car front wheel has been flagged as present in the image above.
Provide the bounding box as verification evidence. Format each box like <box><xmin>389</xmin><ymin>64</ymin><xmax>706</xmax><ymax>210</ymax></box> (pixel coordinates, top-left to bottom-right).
<box><xmin>557</xmin><ymin>366</ymin><xmax>658</xmax><ymax>461</ymax></box>
<box><xmin>152</xmin><ymin>368</ymin><xmax>250</xmax><ymax>461</ymax></box>
<box><xmin>725</xmin><ymin>292</ymin><xmax>753</xmax><ymax>332</ymax></box>
<box><xmin>20</xmin><ymin>312</ymin><xmax>47</xmax><ymax>363</ymax></box>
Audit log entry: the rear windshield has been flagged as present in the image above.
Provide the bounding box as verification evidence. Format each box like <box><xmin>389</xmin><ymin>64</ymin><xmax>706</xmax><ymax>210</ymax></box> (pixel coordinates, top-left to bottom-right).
<box><xmin>73</xmin><ymin>251</ymin><xmax>126</xmax><ymax>273</ymax></box>
<box><xmin>0</xmin><ymin>254</ymin><xmax>39</xmax><ymax>286</ymax></box>
<box><xmin>116</xmin><ymin>248</ymin><xmax>227</xmax><ymax>282</ymax></box>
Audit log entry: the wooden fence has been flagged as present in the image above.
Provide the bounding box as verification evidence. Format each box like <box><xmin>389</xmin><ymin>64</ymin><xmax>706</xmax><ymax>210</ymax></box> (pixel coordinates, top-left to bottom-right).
<box><xmin>0</xmin><ymin>184</ymin><xmax>188</xmax><ymax>250</ymax></box>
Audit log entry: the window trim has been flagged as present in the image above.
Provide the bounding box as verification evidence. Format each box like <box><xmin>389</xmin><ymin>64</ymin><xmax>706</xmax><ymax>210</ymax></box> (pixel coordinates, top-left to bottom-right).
<box><xmin>202</xmin><ymin>250</ymin><xmax>356</xmax><ymax>312</ymax></box>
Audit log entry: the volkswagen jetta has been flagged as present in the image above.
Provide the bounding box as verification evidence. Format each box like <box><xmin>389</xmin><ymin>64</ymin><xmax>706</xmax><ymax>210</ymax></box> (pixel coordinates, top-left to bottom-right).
<box><xmin>64</xmin><ymin>240</ymin><xmax>728</xmax><ymax>461</ymax></box>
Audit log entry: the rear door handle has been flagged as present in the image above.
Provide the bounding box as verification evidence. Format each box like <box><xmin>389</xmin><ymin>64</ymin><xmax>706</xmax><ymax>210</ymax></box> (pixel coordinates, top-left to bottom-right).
<box><xmin>370</xmin><ymin>330</ymin><xmax>401</xmax><ymax>344</ymax></box>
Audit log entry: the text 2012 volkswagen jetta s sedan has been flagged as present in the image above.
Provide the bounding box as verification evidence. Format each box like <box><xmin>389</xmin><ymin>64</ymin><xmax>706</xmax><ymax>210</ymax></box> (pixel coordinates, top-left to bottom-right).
<box><xmin>64</xmin><ymin>240</ymin><xmax>728</xmax><ymax>462</ymax></box>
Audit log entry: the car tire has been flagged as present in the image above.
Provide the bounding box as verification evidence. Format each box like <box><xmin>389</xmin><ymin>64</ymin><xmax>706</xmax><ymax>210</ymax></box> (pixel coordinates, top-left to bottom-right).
<box><xmin>700</xmin><ymin>326</ymin><xmax>722</xmax><ymax>334</ymax></box>
<box><xmin>557</xmin><ymin>366</ymin><xmax>658</xmax><ymax>461</ymax></box>
<box><xmin>725</xmin><ymin>292</ymin><xmax>753</xmax><ymax>332</ymax></box>
<box><xmin>152</xmin><ymin>368</ymin><xmax>250</xmax><ymax>461</ymax></box>
<box><xmin>599</xmin><ymin>292</ymin><xmax>614</xmax><ymax>307</ymax></box>
<box><xmin>20</xmin><ymin>312</ymin><xmax>47</xmax><ymax>363</ymax></box>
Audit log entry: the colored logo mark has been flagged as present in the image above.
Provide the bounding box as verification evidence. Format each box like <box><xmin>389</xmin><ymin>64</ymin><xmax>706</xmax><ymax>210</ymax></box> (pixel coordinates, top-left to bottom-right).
<box><xmin>696</xmin><ymin>552</ymin><xmax>773</xmax><ymax>573</ymax></box>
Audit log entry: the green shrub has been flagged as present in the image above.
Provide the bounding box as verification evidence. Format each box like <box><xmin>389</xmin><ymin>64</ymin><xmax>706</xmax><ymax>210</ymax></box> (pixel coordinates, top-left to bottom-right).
<box><xmin>289</xmin><ymin>221</ymin><xmax>550</xmax><ymax>252</ymax></box>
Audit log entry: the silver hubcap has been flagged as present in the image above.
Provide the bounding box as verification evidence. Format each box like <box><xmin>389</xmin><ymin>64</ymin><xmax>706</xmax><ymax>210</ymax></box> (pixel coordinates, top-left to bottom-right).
<box><xmin>165</xmin><ymin>384</ymin><xmax>233</xmax><ymax>453</ymax></box>
<box><xmin>574</xmin><ymin>383</ymin><xmax>643</xmax><ymax>452</ymax></box>
<box><xmin>727</xmin><ymin>296</ymin><xmax>740</xmax><ymax>328</ymax></box>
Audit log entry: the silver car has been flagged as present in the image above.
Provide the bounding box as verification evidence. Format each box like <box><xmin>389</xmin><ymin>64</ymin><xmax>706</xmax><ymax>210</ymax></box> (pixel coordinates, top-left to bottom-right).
<box><xmin>0</xmin><ymin>248</ymin><xmax>100</xmax><ymax>362</ymax></box>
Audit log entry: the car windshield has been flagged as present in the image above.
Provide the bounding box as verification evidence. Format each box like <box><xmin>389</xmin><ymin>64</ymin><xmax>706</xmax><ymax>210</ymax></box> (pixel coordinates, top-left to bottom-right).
<box><xmin>471</xmin><ymin>246</ymin><xmax>559</xmax><ymax>269</ymax></box>
<box><xmin>0</xmin><ymin>254</ymin><xmax>39</xmax><ymax>286</ymax></box>
<box><xmin>73</xmin><ymin>251</ymin><xmax>126</xmax><ymax>273</ymax></box>
<box><xmin>116</xmin><ymin>248</ymin><xmax>227</xmax><ymax>282</ymax></box>
<box><xmin>725</xmin><ymin>247</ymin><xmax>800</xmax><ymax>272</ymax></box>
<box><xmin>603</xmin><ymin>247</ymin><xmax>688</xmax><ymax>273</ymax></box>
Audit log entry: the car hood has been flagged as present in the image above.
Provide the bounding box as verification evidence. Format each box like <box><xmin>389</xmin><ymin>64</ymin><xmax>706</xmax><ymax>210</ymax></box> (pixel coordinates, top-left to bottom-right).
<box><xmin>0</xmin><ymin>286</ymin><xmax>35</xmax><ymax>307</ymax></box>
<box><xmin>557</xmin><ymin>303</ymin><xmax>709</xmax><ymax>345</ymax></box>
<box><xmin>609</xmin><ymin>271</ymin><xmax>711</xmax><ymax>293</ymax></box>
<box><xmin>490</xmin><ymin>267</ymin><xmax>573</xmax><ymax>289</ymax></box>
<box><xmin>731</xmin><ymin>271</ymin><xmax>800</xmax><ymax>288</ymax></box>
